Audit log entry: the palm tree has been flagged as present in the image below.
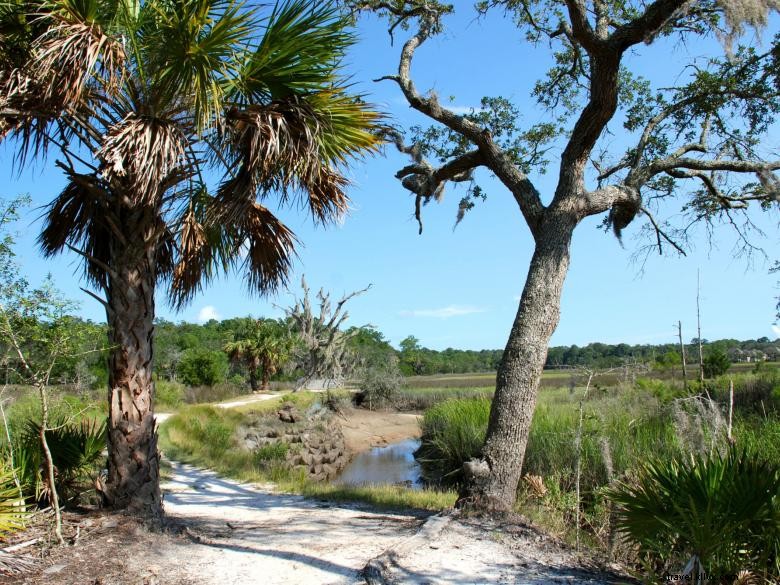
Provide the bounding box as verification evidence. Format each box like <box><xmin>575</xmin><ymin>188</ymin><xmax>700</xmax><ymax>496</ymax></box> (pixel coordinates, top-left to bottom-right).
<box><xmin>225</xmin><ymin>318</ymin><xmax>297</xmax><ymax>392</ymax></box>
<box><xmin>0</xmin><ymin>0</ymin><xmax>381</xmax><ymax>518</ymax></box>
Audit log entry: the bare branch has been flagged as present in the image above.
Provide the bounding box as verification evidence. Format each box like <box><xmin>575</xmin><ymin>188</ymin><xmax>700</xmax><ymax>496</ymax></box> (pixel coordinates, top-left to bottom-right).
<box><xmin>640</xmin><ymin>205</ymin><xmax>687</xmax><ymax>256</ymax></box>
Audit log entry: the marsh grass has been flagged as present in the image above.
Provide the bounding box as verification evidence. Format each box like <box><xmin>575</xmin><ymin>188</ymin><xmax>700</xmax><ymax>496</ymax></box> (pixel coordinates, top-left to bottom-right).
<box><xmin>300</xmin><ymin>482</ymin><xmax>456</xmax><ymax>512</ymax></box>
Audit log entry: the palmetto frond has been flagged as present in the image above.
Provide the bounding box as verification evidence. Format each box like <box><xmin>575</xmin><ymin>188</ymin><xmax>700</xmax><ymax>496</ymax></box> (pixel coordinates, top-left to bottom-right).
<box><xmin>145</xmin><ymin>0</ymin><xmax>252</xmax><ymax>129</ymax></box>
<box><xmin>97</xmin><ymin>113</ymin><xmax>187</xmax><ymax>204</ymax></box>
<box><xmin>0</xmin><ymin>0</ymin><xmax>124</xmax><ymax>160</ymax></box>
<box><xmin>233</xmin><ymin>0</ymin><xmax>352</xmax><ymax>101</ymax></box>
<box><xmin>38</xmin><ymin>174</ymin><xmax>113</xmax><ymax>289</ymax></box>
<box><xmin>169</xmin><ymin>188</ymin><xmax>297</xmax><ymax>307</ymax></box>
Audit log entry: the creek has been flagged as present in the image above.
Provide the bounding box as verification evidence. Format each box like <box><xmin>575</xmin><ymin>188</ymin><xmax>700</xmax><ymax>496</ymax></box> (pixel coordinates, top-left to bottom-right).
<box><xmin>335</xmin><ymin>438</ymin><xmax>423</xmax><ymax>489</ymax></box>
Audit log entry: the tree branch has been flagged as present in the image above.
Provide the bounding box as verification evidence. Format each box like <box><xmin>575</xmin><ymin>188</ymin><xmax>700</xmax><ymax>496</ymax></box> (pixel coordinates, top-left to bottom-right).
<box><xmin>610</xmin><ymin>0</ymin><xmax>692</xmax><ymax>50</ymax></box>
<box><xmin>379</xmin><ymin>5</ymin><xmax>545</xmax><ymax>232</ymax></box>
<box><xmin>640</xmin><ymin>205</ymin><xmax>687</xmax><ymax>256</ymax></box>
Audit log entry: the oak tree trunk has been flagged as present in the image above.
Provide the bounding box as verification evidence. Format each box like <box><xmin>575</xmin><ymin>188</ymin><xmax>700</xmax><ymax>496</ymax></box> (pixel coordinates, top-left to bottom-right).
<box><xmin>102</xmin><ymin>222</ymin><xmax>162</xmax><ymax>519</ymax></box>
<box><xmin>459</xmin><ymin>212</ymin><xmax>576</xmax><ymax>512</ymax></box>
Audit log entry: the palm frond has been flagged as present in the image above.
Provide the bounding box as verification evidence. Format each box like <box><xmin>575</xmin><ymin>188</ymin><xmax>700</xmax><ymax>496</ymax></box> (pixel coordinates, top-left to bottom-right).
<box><xmin>0</xmin><ymin>0</ymin><xmax>124</xmax><ymax>162</ymax></box>
<box><xmin>306</xmin><ymin>89</ymin><xmax>383</xmax><ymax>165</ymax></box>
<box><xmin>38</xmin><ymin>174</ymin><xmax>112</xmax><ymax>289</ymax></box>
<box><xmin>34</xmin><ymin>15</ymin><xmax>125</xmax><ymax>103</ymax></box>
<box><xmin>143</xmin><ymin>0</ymin><xmax>253</xmax><ymax>129</ymax></box>
<box><xmin>232</xmin><ymin>0</ymin><xmax>353</xmax><ymax>102</ymax></box>
<box><xmin>241</xmin><ymin>201</ymin><xmax>297</xmax><ymax>294</ymax></box>
<box><xmin>168</xmin><ymin>186</ymin><xmax>243</xmax><ymax>308</ymax></box>
<box><xmin>217</xmin><ymin>96</ymin><xmax>353</xmax><ymax>222</ymax></box>
<box><xmin>97</xmin><ymin>113</ymin><xmax>187</xmax><ymax>205</ymax></box>
<box><xmin>0</xmin><ymin>464</ymin><xmax>26</xmax><ymax>537</ymax></box>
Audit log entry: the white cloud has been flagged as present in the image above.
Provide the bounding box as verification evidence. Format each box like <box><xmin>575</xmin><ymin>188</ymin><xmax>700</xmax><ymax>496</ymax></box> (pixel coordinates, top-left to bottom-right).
<box><xmin>197</xmin><ymin>305</ymin><xmax>221</xmax><ymax>323</ymax></box>
<box><xmin>399</xmin><ymin>305</ymin><xmax>486</xmax><ymax>319</ymax></box>
<box><xmin>772</xmin><ymin>324</ymin><xmax>780</xmax><ymax>338</ymax></box>
<box><xmin>512</xmin><ymin>295</ymin><xmax>521</xmax><ymax>301</ymax></box>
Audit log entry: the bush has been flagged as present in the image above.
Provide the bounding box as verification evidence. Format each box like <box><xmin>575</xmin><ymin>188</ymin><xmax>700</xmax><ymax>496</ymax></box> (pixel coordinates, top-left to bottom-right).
<box><xmin>416</xmin><ymin>398</ymin><xmax>491</xmax><ymax>486</ymax></box>
<box><xmin>18</xmin><ymin>417</ymin><xmax>106</xmax><ymax>502</ymax></box>
<box><xmin>155</xmin><ymin>380</ymin><xmax>185</xmax><ymax>408</ymax></box>
<box><xmin>178</xmin><ymin>348</ymin><xmax>229</xmax><ymax>386</ymax></box>
<box><xmin>0</xmin><ymin>463</ymin><xmax>26</xmax><ymax>536</ymax></box>
<box><xmin>703</xmin><ymin>348</ymin><xmax>731</xmax><ymax>378</ymax></box>
<box><xmin>607</xmin><ymin>447</ymin><xmax>780</xmax><ymax>579</ymax></box>
<box><xmin>357</xmin><ymin>358</ymin><xmax>404</xmax><ymax>409</ymax></box>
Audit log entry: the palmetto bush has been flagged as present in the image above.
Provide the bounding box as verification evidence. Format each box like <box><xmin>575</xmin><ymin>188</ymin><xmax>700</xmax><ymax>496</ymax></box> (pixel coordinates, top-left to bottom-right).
<box><xmin>0</xmin><ymin>463</ymin><xmax>26</xmax><ymax>536</ymax></box>
<box><xmin>17</xmin><ymin>417</ymin><xmax>106</xmax><ymax>503</ymax></box>
<box><xmin>607</xmin><ymin>446</ymin><xmax>780</xmax><ymax>580</ymax></box>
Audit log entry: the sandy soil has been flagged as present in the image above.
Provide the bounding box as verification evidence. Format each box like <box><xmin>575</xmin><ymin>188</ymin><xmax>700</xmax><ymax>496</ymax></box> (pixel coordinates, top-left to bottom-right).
<box><xmin>337</xmin><ymin>408</ymin><xmax>422</xmax><ymax>453</ymax></box>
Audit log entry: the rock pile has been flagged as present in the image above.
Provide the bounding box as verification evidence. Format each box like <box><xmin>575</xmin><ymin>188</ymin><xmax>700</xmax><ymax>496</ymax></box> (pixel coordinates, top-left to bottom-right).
<box><xmin>238</xmin><ymin>404</ymin><xmax>349</xmax><ymax>482</ymax></box>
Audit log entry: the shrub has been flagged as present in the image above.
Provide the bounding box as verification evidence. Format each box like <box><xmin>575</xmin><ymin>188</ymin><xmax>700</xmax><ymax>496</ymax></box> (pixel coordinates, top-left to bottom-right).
<box><xmin>0</xmin><ymin>463</ymin><xmax>26</xmax><ymax>536</ymax></box>
<box><xmin>178</xmin><ymin>348</ymin><xmax>229</xmax><ymax>386</ymax></box>
<box><xmin>254</xmin><ymin>442</ymin><xmax>288</xmax><ymax>463</ymax></box>
<box><xmin>607</xmin><ymin>447</ymin><xmax>780</xmax><ymax>579</ymax></box>
<box><xmin>155</xmin><ymin>380</ymin><xmax>185</xmax><ymax>408</ymax></box>
<box><xmin>703</xmin><ymin>348</ymin><xmax>731</xmax><ymax>378</ymax></box>
<box><xmin>416</xmin><ymin>398</ymin><xmax>491</xmax><ymax>486</ymax></box>
<box><xmin>18</xmin><ymin>417</ymin><xmax>106</xmax><ymax>501</ymax></box>
<box><xmin>357</xmin><ymin>358</ymin><xmax>404</xmax><ymax>409</ymax></box>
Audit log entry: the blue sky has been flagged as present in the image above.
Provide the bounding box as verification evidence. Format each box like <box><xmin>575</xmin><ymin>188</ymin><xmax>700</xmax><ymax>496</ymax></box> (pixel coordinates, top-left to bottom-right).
<box><xmin>4</xmin><ymin>6</ymin><xmax>779</xmax><ymax>351</ymax></box>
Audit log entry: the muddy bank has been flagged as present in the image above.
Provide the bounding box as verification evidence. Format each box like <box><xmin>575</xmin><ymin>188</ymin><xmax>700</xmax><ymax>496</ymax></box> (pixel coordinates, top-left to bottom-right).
<box><xmin>337</xmin><ymin>408</ymin><xmax>422</xmax><ymax>454</ymax></box>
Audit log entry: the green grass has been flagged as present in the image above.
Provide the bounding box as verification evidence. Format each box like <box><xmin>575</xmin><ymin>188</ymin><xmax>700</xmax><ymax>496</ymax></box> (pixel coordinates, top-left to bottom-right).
<box><xmin>300</xmin><ymin>482</ymin><xmax>457</xmax><ymax>512</ymax></box>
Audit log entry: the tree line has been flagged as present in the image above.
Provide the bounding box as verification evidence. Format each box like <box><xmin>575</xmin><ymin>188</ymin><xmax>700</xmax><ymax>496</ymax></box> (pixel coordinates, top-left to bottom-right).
<box><xmin>12</xmin><ymin>314</ymin><xmax>773</xmax><ymax>390</ymax></box>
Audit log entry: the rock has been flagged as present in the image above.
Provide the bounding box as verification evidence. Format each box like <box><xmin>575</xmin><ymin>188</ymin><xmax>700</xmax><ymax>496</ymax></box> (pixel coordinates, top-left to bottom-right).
<box><xmin>277</xmin><ymin>404</ymin><xmax>300</xmax><ymax>423</ymax></box>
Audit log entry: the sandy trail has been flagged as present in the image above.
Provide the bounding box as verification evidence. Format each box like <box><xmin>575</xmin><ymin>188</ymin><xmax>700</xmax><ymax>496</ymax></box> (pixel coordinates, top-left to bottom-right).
<box><xmin>160</xmin><ymin>463</ymin><xmax>423</xmax><ymax>585</ymax></box>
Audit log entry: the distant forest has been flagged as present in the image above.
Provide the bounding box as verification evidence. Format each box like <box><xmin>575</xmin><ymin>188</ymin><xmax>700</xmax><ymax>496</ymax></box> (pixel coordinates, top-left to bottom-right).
<box><xmin>21</xmin><ymin>316</ymin><xmax>779</xmax><ymax>388</ymax></box>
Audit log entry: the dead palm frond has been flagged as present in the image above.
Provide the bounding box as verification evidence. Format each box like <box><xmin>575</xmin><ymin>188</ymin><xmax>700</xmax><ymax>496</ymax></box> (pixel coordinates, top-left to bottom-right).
<box><xmin>97</xmin><ymin>114</ymin><xmax>187</xmax><ymax>204</ymax></box>
<box><xmin>241</xmin><ymin>201</ymin><xmax>297</xmax><ymax>295</ymax></box>
<box><xmin>38</xmin><ymin>175</ymin><xmax>113</xmax><ymax>289</ymax></box>
<box><xmin>34</xmin><ymin>16</ymin><xmax>125</xmax><ymax>105</ymax></box>
<box><xmin>218</xmin><ymin>96</ymin><xmax>354</xmax><ymax>225</ymax></box>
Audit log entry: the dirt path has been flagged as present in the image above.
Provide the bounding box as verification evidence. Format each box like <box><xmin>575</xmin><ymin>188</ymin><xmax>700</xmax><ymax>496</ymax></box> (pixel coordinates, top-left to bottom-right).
<box><xmin>159</xmin><ymin>463</ymin><xmax>424</xmax><ymax>584</ymax></box>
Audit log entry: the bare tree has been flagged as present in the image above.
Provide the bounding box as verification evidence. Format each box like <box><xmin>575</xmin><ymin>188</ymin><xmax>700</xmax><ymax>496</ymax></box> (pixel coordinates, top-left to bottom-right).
<box><xmin>352</xmin><ymin>0</ymin><xmax>780</xmax><ymax>511</ymax></box>
<box><xmin>283</xmin><ymin>277</ymin><xmax>371</xmax><ymax>390</ymax></box>
<box><xmin>678</xmin><ymin>320</ymin><xmax>688</xmax><ymax>392</ymax></box>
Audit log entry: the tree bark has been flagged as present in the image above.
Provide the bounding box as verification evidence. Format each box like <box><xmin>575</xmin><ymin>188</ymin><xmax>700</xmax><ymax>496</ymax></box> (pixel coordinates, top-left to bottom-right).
<box><xmin>102</xmin><ymin>220</ymin><xmax>162</xmax><ymax>519</ymax></box>
<box><xmin>261</xmin><ymin>357</ymin><xmax>271</xmax><ymax>392</ymax></box>
<box><xmin>459</xmin><ymin>212</ymin><xmax>576</xmax><ymax>512</ymax></box>
<box><xmin>249</xmin><ymin>367</ymin><xmax>260</xmax><ymax>392</ymax></box>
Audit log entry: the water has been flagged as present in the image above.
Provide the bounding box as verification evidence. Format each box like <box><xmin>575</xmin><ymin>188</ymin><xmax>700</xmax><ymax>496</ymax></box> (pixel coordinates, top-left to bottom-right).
<box><xmin>335</xmin><ymin>438</ymin><xmax>423</xmax><ymax>489</ymax></box>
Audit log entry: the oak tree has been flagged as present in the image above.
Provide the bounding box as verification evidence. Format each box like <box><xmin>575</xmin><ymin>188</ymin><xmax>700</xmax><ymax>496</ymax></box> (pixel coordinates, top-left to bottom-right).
<box><xmin>353</xmin><ymin>0</ymin><xmax>780</xmax><ymax>511</ymax></box>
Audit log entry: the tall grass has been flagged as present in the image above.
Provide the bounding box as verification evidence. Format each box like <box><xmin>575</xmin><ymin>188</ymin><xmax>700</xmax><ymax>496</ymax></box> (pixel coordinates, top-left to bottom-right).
<box><xmin>416</xmin><ymin>398</ymin><xmax>491</xmax><ymax>485</ymax></box>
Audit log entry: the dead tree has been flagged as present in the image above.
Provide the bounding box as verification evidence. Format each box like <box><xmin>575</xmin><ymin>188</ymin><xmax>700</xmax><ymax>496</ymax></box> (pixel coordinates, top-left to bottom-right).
<box><xmin>283</xmin><ymin>277</ymin><xmax>371</xmax><ymax>390</ymax></box>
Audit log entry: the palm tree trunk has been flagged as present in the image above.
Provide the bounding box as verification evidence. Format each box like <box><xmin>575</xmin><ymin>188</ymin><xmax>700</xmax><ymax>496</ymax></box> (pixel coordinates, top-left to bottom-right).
<box><xmin>261</xmin><ymin>358</ymin><xmax>271</xmax><ymax>392</ymax></box>
<box><xmin>249</xmin><ymin>368</ymin><xmax>260</xmax><ymax>392</ymax></box>
<box><xmin>459</xmin><ymin>213</ymin><xmax>575</xmax><ymax>512</ymax></box>
<box><xmin>102</xmin><ymin>227</ymin><xmax>162</xmax><ymax>519</ymax></box>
